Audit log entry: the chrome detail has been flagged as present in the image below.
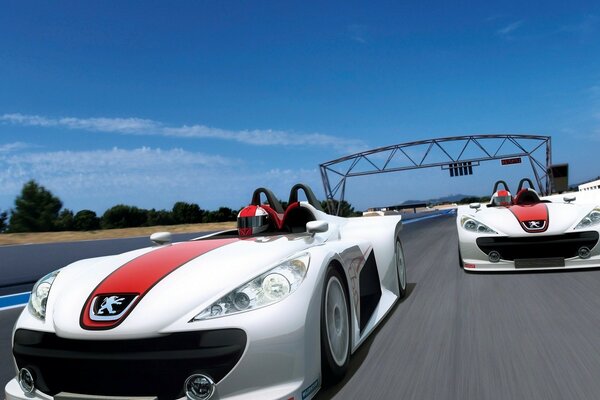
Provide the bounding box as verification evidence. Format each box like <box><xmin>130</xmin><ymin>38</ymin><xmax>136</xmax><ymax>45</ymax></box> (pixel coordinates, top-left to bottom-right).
<box><xmin>89</xmin><ymin>294</ymin><xmax>139</xmax><ymax>322</ymax></box>
<box><xmin>18</xmin><ymin>368</ymin><xmax>35</xmax><ymax>394</ymax></box>
<box><xmin>578</xmin><ymin>247</ymin><xmax>591</xmax><ymax>259</ymax></box>
<box><xmin>523</xmin><ymin>220</ymin><xmax>546</xmax><ymax>231</ymax></box>
<box><xmin>185</xmin><ymin>374</ymin><xmax>215</xmax><ymax>400</ymax></box>
<box><xmin>488</xmin><ymin>251</ymin><xmax>501</xmax><ymax>263</ymax></box>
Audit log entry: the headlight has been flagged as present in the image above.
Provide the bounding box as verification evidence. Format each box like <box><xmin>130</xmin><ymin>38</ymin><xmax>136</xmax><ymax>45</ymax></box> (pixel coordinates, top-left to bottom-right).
<box><xmin>191</xmin><ymin>253</ymin><xmax>310</xmax><ymax>321</ymax></box>
<box><xmin>28</xmin><ymin>270</ymin><xmax>60</xmax><ymax>320</ymax></box>
<box><xmin>574</xmin><ymin>207</ymin><xmax>600</xmax><ymax>230</ymax></box>
<box><xmin>461</xmin><ymin>216</ymin><xmax>497</xmax><ymax>234</ymax></box>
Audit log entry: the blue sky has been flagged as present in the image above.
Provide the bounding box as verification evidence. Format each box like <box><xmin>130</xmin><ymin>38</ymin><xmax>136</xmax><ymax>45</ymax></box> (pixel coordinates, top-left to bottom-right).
<box><xmin>1</xmin><ymin>1</ymin><xmax>600</xmax><ymax>214</ymax></box>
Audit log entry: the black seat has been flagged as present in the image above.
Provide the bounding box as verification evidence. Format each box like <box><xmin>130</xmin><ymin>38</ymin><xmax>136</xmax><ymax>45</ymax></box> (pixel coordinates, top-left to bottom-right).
<box><xmin>515</xmin><ymin>189</ymin><xmax>541</xmax><ymax>205</ymax></box>
<box><xmin>514</xmin><ymin>178</ymin><xmax>541</xmax><ymax>205</ymax></box>
<box><xmin>282</xmin><ymin>205</ymin><xmax>316</xmax><ymax>233</ymax></box>
<box><xmin>282</xmin><ymin>183</ymin><xmax>320</xmax><ymax>233</ymax></box>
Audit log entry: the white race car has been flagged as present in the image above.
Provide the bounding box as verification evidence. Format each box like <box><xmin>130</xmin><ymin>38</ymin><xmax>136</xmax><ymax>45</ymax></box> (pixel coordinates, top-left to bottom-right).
<box><xmin>457</xmin><ymin>178</ymin><xmax>600</xmax><ymax>271</ymax></box>
<box><xmin>6</xmin><ymin>184</ymin><xmax>407</xmax><ymax>400</ymax></box>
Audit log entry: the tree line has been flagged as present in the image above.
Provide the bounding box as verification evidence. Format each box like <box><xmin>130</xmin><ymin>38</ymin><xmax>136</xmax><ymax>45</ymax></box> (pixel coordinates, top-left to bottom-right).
<box><xmin>455</xmin><ymin>196</ymin><xmax>491</xmax><ymax>205</ymax></box>
<box><xmin>0</xmin><ymin>180</ymin><xmax>238</xmax><ymax>233</ymax></box>
<box><xmin>0</xmin><ymin>180</ymin><xmax>360</xmax><ymax>233</ymax></box>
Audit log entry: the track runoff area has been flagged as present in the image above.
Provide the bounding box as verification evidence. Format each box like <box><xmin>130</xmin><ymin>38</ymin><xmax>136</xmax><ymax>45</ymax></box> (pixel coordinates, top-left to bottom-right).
<box><xmin>0</xmin><ymin>210</ymin><xmax>454</xmax><ymax>311</ymax></box>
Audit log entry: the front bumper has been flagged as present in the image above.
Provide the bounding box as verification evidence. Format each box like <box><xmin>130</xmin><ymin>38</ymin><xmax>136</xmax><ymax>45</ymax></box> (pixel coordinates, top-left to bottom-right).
<box><xmin>5</xmin><ymin>281</ymin><xmax>323</xmax><ymax>400</ymax></box>
<box><xmin>11</xmin><ymin>329</ymin><xmax>246</xmax><ymax>399</ymax></box>
<box><xmin>475</xmin><ymin>231</ymin><xmax>599</xmax><ymax>261</ymax></box>
<box><xmin>459</xmin><ymin>230</ymin><xmax>600</xmax><ymax>272</ymax></box>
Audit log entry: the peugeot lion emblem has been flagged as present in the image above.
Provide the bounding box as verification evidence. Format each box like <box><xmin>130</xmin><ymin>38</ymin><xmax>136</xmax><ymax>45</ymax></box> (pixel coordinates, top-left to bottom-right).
<box><xmin>524</xmin><ymin>220</ymin><xmax>545</xmax><ymax>231</ymax></box>
<box><xmin>98</xmin><ymin>296</ymin><xmax>124</xmax><ymax>315</ymax></box>
<box><xmin>90</xmin><ymin>294</ymin><xmax>138</xmax><ymax>321</ymax></box>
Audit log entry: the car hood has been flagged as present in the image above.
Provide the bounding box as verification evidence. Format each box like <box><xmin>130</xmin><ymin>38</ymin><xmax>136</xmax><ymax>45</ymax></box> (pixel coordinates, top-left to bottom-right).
<box><xmin>467</xmin><ymin>202</ymin><xmax>593</xmax><ymax>236</ymax></box>
<box><xmin>50</xmin><ymin>235</ymin><xmax>318</xmax><ymax>338</ymax></box>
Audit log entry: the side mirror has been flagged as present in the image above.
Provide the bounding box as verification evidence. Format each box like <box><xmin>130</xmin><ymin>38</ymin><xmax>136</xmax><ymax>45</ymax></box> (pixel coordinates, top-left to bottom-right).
<box><xmin>563</xmin><ymin>195</ymin><xmax>576</xmax><ymax>203</ymax></box>
<box><xmin>469</xmin><ymin>203</ymin><xmax>481</xmax><ymax>210</ymax></box>
<box><xmin>150</xmin><ymin>232</ymin><xmax>172</xmax><ymax>245</ymax></box>
<box><xmin>306</xmin><ymin>220</ymin><xmax>328</xmax><ymax>235</ymax></box>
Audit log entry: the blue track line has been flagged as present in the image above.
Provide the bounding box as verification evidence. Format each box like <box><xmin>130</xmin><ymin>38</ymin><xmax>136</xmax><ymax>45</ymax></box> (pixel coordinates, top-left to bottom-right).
<box><xmin>0</xmin><ymin>209</ymin><xmax>456</xmax><ymax>312</ymax></box>
<box><xmin>0</xmin><ymin>292</ymin><xmax>30</xmax><ymax>311</ymax></box>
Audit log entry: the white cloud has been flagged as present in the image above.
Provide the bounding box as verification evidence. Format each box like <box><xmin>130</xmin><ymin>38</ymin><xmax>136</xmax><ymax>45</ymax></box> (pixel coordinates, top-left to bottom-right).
<box><xmin>497</xmin><ymin>20</ymin><xmax>524</xmax><ymax>37</ymax></box>
<box><xmin>0</xmin><ymin>147</ymin><xmax>325</xmax><ymax>213</ymax></box>
<box><xmin>0</xmin><ymin>113</ymin><xmax>366</xmax><ymax>153</ymax></box>
<box><xmin>59</xmin><ymin>117</ymin><xmax>160</xmax><ymax>133</ymax></box>
<box><xmin>0</xmin><ymin>114</ymin><xmax>160</xmax><ymax>133</ymax></box>
<box><xmin>0</xmin><ymin>142</ymin><xmax>30</xmax><ymax>154</ymax></box>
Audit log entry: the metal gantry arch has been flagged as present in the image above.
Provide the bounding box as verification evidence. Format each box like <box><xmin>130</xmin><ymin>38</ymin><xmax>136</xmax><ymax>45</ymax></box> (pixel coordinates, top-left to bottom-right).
<box><xmin>320</xmin><ymin>134</ymin><xmax>552</xmax><ymax>215</ymax></box>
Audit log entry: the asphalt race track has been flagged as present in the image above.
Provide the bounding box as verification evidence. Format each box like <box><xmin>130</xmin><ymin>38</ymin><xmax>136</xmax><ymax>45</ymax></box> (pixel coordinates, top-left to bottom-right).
<box><xmin>2</xmin><ymin>215</ymin><xmax>600</xmax><ymax>399</ymax></box>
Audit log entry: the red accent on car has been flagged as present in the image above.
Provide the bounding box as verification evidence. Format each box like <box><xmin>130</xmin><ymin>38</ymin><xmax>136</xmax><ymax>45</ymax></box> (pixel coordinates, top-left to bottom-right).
<box><xmin>80</xmin><ymin>238</ymin><xmax>238</xmax><ymax>330</ymax></box>
<box><xmin>464</xmin><ymin>263</ymin><xmax>476</xmax><ymax>269</ymax></box>
<box><xmin>283</xmin><ymin>202</ymin><xmax>300</xmax><ymax>219</ymax></box>
<box><xmin>509</xmin><ymin>203</ymin><xmax>549</xmax><ymax>233</ymax></box>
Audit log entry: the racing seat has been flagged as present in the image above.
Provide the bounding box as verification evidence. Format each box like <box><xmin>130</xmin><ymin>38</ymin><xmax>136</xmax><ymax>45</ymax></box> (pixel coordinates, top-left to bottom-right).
<box><xmin>514</xmin><ymin>189</ymin><xmax>541</xmax><ymax>206</ymax></box>
<box><xmin>513</xmin><ymin>178</ymin><xmax>541</xmax><ymax>206</ymax></box>
<box><xmin>282</xmin><ymin>184</ymin><xmax>321</xmax><ymax>233</ymax></box>
<box><xmin>282</xmin><ymin>203</ymin><xmax>316</xmax><ymax>233</ymax></box>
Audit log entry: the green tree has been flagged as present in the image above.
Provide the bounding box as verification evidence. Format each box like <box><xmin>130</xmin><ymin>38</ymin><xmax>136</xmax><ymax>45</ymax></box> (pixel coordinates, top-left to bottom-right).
<box><xmin>204</xmin><ymin>207</ymin><xmax>237</xmax><ymax>222</ymax></box>
<box><xmin>320</xmin><ymin>199</ymin><xmax>360</xmax><ymax>217</ymax></box>
<box><xmin>9</xmin><ymin>180</ymin><xmax>63</xmax><ymax>232</ymax></box>
<box><xmin>0</xmin><ymin>211</ymin><xmax>7</xmax><ymax>232</ymax></box>
<box><xmin>145</xmin><ymin>209</ymin><xmax>175</xmax><ymax>226</ymax></box>
<box><xmin>172</xmin><ymin>202</ymin><xmax>203</xmax><ymax>224</ymax></box>
<box><xmin>101</xmin><ymin>205</ymin><xmax>148</xmax><ymax>229</ymax></box>
<box><xmin>74</xmin><ymin>210</ymin><xmax>101</xmax><ymax>231</ymax></box>
<box><xmin>56</xmin><ymin>209</ymin><xmax>75</xmax><ymax>231</ymax></box>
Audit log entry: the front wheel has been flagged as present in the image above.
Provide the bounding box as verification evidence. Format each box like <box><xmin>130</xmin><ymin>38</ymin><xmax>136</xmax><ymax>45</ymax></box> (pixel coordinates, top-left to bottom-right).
<box><xmin>321</xmin><ymin>265</ymin><xmax>351</xmax><ymax>383</ymax></box>
<box><xmin>396</xmin><ymin>238</ymin><xmax>407</xmax><ymax>299</ymax></box>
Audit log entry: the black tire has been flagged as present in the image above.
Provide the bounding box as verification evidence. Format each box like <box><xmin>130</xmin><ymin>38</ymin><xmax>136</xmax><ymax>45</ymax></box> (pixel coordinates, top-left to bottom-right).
<box><xmin>396</xmin><ymin>238</ymin><xmax>407</xmax><ymax>299</ymax></box>
<box><xmin>458</xmin><ymin>245</ymin><xmax>464</xmax><ymax>269</ymax></box>
<box><xmin>321</xmin><ymin>265</ymin><xmax>351</xmax><ymax>383</ymax></box>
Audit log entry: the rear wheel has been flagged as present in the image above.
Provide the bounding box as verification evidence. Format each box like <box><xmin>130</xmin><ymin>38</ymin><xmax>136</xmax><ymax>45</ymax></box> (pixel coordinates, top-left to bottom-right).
<box><xmin>396</xmin><ymin>238</ymin><xmax>407</xmax><ymax>299</ymax></box>
<box><xmin>321</xmin><ymin>266</ymin><xmax>350</xmax><ymax>383</ymax></box>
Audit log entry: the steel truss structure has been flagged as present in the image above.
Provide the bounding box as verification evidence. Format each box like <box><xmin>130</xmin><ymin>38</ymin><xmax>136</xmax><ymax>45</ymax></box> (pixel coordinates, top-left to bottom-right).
<box><xmin>320</xmin><ymin>134</ymin><xmax>552</xmax><ymax>215</ymax></box>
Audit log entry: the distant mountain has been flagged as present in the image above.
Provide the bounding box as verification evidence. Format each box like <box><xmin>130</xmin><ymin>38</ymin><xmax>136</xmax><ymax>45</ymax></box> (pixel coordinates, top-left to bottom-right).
<box><xmin>401</xmin><ymin>194</ymin><xmax>474</xmax><ymax>205</ymax></box>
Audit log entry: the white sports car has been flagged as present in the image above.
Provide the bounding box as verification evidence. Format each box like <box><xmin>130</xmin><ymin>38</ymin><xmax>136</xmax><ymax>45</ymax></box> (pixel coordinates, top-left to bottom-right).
<box><xmin>458</xmin><ymin>178</ymin><xmax>600</xmax><ymax>272</ymax></box>
<box><xmin>5</xmin><ymin>184</ymin><xmax>407</xmax><ymax>400</ymax></box>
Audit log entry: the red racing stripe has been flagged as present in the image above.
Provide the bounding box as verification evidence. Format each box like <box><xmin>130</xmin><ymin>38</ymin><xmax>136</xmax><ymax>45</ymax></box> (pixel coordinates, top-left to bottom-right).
<box><xmin>80</xmin><ymin>238</ymin><xmax>238</xmax><ymax>330</ymax></box>
<box><xmin>509</xmin><ymin>203</ymin><xmax>549</xmax><ymax>233</ymax></box>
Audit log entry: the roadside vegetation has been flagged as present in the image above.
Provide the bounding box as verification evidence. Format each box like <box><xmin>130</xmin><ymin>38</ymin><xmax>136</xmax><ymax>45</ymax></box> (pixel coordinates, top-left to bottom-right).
<box><xmin>0</xmin><ymin>180</ymin><xmax>361</xmax><ymax>244</ymax></box>
<box><xmin>453</xmin><ymin>196</ymin><xmax>491</xmax><ymax>205</ymax></box>
<box><xmin>0</xmin><ymin>180</ymin><xmax>238</xmax><ymax>235</ymax></box>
